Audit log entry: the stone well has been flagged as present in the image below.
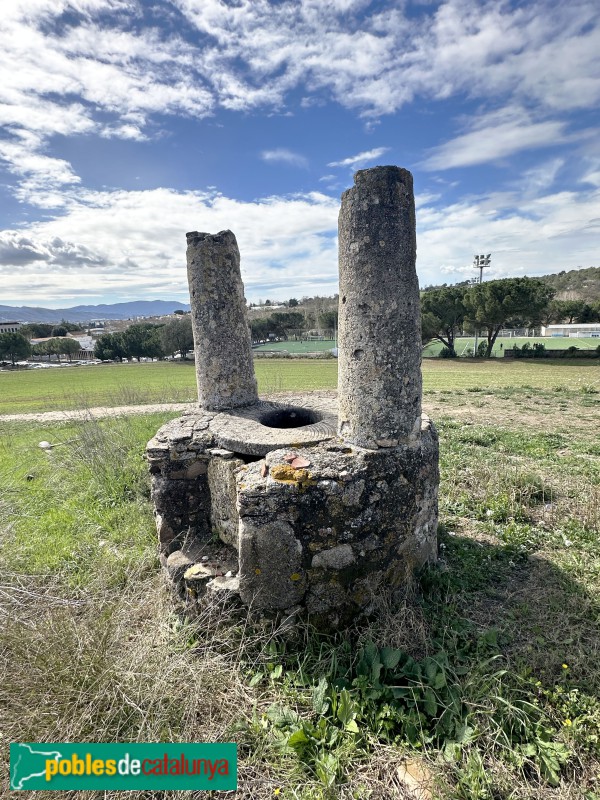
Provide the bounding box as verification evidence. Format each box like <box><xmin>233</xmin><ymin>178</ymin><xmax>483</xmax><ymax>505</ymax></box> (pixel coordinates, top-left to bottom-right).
<box><xmin>147</xmin><ymin>166</ymin><xmax>439</xmax><ymax>627</ymax></box>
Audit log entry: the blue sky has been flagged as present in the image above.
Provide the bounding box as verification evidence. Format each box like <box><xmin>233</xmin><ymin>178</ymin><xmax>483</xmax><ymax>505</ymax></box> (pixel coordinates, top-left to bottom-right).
<box><xmin>0</xmin><ymin>0</ymin><xmax>599</xmax><ymax>308</ymax></box>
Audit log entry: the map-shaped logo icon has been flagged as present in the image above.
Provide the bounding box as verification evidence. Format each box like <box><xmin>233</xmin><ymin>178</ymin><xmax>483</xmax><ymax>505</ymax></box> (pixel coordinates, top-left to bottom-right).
<box><xmin>10</xmin><ymin>743</ymin><xmax>63</xmax><ymax>790</ymax></box>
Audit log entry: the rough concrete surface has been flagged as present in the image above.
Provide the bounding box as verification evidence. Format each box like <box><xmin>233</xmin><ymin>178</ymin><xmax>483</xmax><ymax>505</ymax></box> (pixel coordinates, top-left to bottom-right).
<box><xmin>187</xmin><ymin>230</ymin><xmax>258</xmax><ymax>410</ymax></box>
<box><xmin>337</xmin><ymin>166</ymin><xmax>422</xmax><ymax>449</ymax></box>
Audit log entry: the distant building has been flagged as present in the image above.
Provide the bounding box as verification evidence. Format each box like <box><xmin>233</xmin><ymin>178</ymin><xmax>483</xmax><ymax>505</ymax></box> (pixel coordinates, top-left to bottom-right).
<box><xmin>0</xmin><ymin>321</ymin><xmax>22</xmax><ymax>334</ymax></box>
<box><xmin>542</xmin><ymin>324</ymin><xmax>600</xmax><ymax>338</ymax></box>
<box><xmin>68</xmin><ymin>333</ymin><xmax>94</xmax><ymax>349</ymax></box>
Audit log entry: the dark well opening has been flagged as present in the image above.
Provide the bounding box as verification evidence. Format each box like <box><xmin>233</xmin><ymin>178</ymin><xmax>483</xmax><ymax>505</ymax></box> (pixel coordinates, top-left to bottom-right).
<box><xmin>259</xmin><ymin>406</ymin><xmax>321</xmax><ymax>429</ymax></box>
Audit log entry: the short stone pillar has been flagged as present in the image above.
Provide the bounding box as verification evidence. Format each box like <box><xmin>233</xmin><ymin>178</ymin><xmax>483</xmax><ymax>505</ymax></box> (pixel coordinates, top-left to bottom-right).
<box><xmin>337</xmin><ymin>166</ymin><xmax>422</xmax><ymax>449</ymax></box>
<box><xmin>186</xmin><ymin>230</ymin><xmax>258</xmax><ymax>410</ymax></box>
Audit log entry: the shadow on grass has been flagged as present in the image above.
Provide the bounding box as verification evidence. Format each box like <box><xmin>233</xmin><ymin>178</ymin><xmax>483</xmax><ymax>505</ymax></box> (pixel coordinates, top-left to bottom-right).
<box><xmin>423</xmin><ymin>529</ymin><xmax>599</xmax><ymax>690</ymax></box>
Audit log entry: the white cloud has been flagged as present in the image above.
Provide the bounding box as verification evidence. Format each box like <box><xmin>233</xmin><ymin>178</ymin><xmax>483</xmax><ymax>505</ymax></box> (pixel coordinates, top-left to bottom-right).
<box><xmin>416</xmin><ymin>184</ymin><xmax>600</xmax><ymax>286</ymax></box>
<box><xmin>1</xmin><ymin>176</ymin><xmax>598</xmax><ymax>305</ymax></box>
<box><xmin>0</xmin><ymin>0</ymin><xmax>214</xmax><ymax>194</ymax></box>
<box><xmin>421</xmin><ymin>108</ymin><xmax>572</xmax><ymax>170</ymax></box>
<box><xmin>261</xmin><ymin>148</ymin><xmax>309</xmax><ymax>168</ymax></box>
<box><xmin>0</xmin><ymin>187</ymin><xmax>340</xmax><ymax>304</ymax></box>
<box><xmin>171</xmin><ymin>0</ymin><xmax>600</xmax><ymax>117</ymax></box>
<box><xmin>0</xmin><ymin>0</ymin><xmax>598</xmax><ymax>198</ymax></box>
<box><xmin>328</xmin><ymin>147</ymin><xmax>390</xmax><ymax>168</ymax></box>
<box><xmin>519</xmin><ymin>158</ymin><xmax>565</xmax><ymax>195</ymax></box>
<box><xmin>0</xmin><ymin>0</ymin><xmax>598</xmax><ymax>306</ymax></box>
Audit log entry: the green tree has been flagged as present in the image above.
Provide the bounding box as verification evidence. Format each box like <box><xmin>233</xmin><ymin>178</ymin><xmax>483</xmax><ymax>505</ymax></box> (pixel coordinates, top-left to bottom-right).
<box><xmin>58</xmin><ymin>319</ymin><xmax>82</xmax><ymax>332</ymax></box>
<box><xmin>420</xmin><ymin>286</ymin><xmax>467</xmax><ymax>356</ymax></box>
<box><xmin>421</xmin><ymin>311</ymin><xmax>441</xmax><ymax>345</ymax></box>
<box><xmin>288</xmin><ymin>298</ymin><xmax>299</xmax><ymax>307</ymax></box>
<box><xmin>45</xmin><ymin>337</ymin><xmax>64</xmax><ymax>362</ymax></box>
<box><xmin>542</xmin><ymin>300</ymin><xmax>569</xmax><ymax>326</ymax></box>
<box><xmin>31</xmin><ymin>341</ymin><xmax>48</xmax><ymax>360</ymax></box>
<box><xmin>250</xmin><ymin>317</ymin><xmax>272</xmax><ymax>342</ymax></box>
<box><xmin>94</xmin><ymin>332</ymin><xmax>126</xmax><ymax>361</ymax></box>
<box><xmin>577</xmin><ymin>303</ymin><xmax>598</xmax><ymax>323</ymax></box>
<box><xmin>160</xmin><ymin>316</ymin><xmax>194</xmax><ymax>359</ymax></box>
<box><xmin>270</xmin><ymin>311</ymin><xmax>305</xmax><ymax>338</ymax></box>
<box><xmin>121</xmin><ymin>323</ymin><xmax>165</xmax><ymax>361</ymax></box>
<box><xmin>20</xmin><ymin>323</ymin><xmax>54</xmax><ymax>338</ymax></box>
<box><xmin>546</xmin><ymin>299</ymin><xmax>588</xmax><ymax>324</ymax></box>
<box><xmin>59</xmin><ymin>338</ymin><xmax>80</xmax><ymax>361</ymax></box>
<box><xmin>318</xmin><ymin>310</ymin><xmax>338</xmax><ymax>337</ymax></box>
<box><xmin>0</xmin><ymin>332</ymin><xmax>31</xmax><ymax>365</ymax></box>
<box><xmin>464</xmin><ymin>277</ymin><xmax>554</xmax><ymax>357</ymax></box>
<box><xmin>50</xmin><ymin>325</ymin><xmax>68</xmax><ymax>337</ymax></box>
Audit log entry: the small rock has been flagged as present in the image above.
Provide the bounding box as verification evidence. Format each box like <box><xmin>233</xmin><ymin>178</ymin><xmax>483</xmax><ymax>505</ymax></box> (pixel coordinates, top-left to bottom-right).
<box><xmin>207</xmin><ymin>448</ymin><xmax>235</xmax><ymax>459</ymax></box>
<box><xmin>206</xmin><ymin>576</ymin><xmax>240</xmax><ymax>594</ymax></box>
<box><xmin>282</xmin><ymin>452</ymin><xmax>297</xmax><ymax>462</ymax></box>
<box><xmin>184</xmin><ymin>562</ymin><xmax>220</xmax><ymax>580</ymax></box>
<box><xmin>260</xmin><ymin>463</ymin><xmax>268</xmax><ymax>477</ymax></box>
<box><xmin>38</xmin><ymin>441</ymin><xmax>53</xmax><ymax>450</ymax></box>
<box><xmin>291</xmin><ymin>456</ymin><xmax>310</xmax><ymax>468</ymax></box>
<box><xmin>375</xmin><ymin>438</ymin><xmax>398</xmax><ymax>448</ymax></box>
<box><xmin>311</xmin><ymin>544</ymin><xmax>355</xmax><ymax>570</ymax></box>
<box><xmin>397</xmin><ymin>758</ymin><xmax>434</xmax><ymax>800</ymax></box>
<box><xmin>185</xmin><ymin>461</ymin><xmax>207</xmax><ymax>478</ymax></box>
<box><xmin>166</xmin><ymin>550</ymin><xmax>195</xmax><ymax>580</ymax></box>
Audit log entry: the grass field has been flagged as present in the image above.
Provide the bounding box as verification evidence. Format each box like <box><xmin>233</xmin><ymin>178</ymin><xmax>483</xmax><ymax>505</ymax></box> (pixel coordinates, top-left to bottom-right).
<box><xmin>423</xmin><ymin>336</ymin><xmax>600</xmax><ymax>357</ymax></box>
<box><xmin>0</xmin><ymin>360</ymin><xmax>599</xmax><ymax>798</ymax></box>
<box><xmin>1</xmin><ymin>358</ymin><xmax>599</xmax><ymax>415</ymax></box>
<box><xmin>254</xmin><ymin>339</ymin><xmax>337</xmax><ymax>353</ymax></box>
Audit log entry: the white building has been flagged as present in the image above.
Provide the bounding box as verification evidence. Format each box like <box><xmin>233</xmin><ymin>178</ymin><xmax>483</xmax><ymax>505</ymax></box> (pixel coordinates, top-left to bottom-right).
<box><xmin>0</xmin><ymin>321</ymin><xmax>22</xmax><ymax>334</ymax></box>
<box><xmin>541</xmin><ymin>324</ymin><xmax>600</xmax><ymax>338</ymax></box>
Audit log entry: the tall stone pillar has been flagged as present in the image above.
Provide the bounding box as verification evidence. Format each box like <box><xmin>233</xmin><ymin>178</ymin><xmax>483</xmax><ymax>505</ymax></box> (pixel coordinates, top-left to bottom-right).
<box><xmin>337</xmin><ymin>166</ymin><xmax>422</xmax><ymax>449</ymax></box>
<box><xmin>186</xmin><ymin>230</ymin><xmax>258</xmax><ymax>410</ymax></box>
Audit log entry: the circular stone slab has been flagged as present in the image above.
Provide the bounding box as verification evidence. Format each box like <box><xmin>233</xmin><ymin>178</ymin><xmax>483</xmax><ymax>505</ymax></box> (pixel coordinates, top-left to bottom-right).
<box><xmin>209</xmin><ymin>393</ymin><xmax>338</xmax><ymax>456</ymax></box>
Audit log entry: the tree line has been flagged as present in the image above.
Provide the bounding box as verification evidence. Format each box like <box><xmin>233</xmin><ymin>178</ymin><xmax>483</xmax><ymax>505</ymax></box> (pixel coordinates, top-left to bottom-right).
<box><xmin>0</xmin><ymin>329</ymin><xmax>82</xmax><ymax>366</ymax></box>
<box><xmin>249</xmin><ymin>310</ymin><xmax>338</xmax><ymax>342</ymax></box>
<box><xmin>0</xmin><ymin>317</ymin><xmax>196</xmax><ymax>366</ymax></box>
<box><xmin>93</xmin><ymin>317</ymin><xmax>195</xmax><ymax>362</ymax></box>
<box><xmin>421</xmin><ymin>277</ymin><xmax>600</xmax><ymax>357</ymax></box>
<box><xmin>3</xmin><ymin>276</ymin><xmax>600</xmax><ymax>367</ymax></box>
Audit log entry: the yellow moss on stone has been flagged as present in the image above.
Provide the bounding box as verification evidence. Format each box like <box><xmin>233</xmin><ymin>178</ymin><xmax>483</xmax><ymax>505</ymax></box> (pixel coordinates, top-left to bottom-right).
<box><xmin>270</xmin><ymin>465</ymin><xmax>316</xmax><ymax>490</ymax></box>
<box><xmin>270</xmin><ymin>464</ymin><xmax>299</xmax><ymax>482</ymax></box>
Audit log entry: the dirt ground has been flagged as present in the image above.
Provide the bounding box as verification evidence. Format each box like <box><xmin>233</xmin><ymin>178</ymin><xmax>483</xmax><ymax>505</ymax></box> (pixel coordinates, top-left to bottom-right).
<box><xmin>1</xmin><ymin>390</ymin><xmax>597</xmax><ymax>437</ymax></box>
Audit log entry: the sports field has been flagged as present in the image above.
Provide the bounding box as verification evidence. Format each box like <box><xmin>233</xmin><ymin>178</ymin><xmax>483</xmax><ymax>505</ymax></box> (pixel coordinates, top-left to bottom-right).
<box><xmin>423</xmin><ymin>336</ymin><xmax>600</xmax><ymax>357</ymax></box>
<box><xmin>254</xmin><ymin>338</ymin><xmax>337</xmax><ymax>353</ymax></box>
<box><xmin>1</xmin><ymin>357</ymin><xmax>598</xmax><ymax>415</ymax></box>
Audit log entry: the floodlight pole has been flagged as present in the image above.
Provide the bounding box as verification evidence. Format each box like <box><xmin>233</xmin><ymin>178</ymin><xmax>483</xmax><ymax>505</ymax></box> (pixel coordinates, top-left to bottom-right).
<box><xmin>472</xmin><ymin>253</ymin><xmax>491</xmax><ymax>357</ymax></box>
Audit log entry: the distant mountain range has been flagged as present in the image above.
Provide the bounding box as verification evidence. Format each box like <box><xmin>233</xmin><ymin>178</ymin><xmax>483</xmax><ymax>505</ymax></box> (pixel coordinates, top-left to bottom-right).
<box><xmin>0</xmin><ymin>300</ymin><xmax>191</xmax><ymax>324</ymax></box>
<box><xmin>3</xmin><ymin>266</ymin><xmax>599</xmax><ymax>324</ymax></box>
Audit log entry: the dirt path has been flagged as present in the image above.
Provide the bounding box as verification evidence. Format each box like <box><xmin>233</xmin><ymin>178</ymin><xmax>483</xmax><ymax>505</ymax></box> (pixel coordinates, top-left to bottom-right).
<box><xmin>0</xmin><ymin>391</ymin><xmax>336</xmax><ymax>423</ymax></box>
<box><xmin>0</xmin><ymin>402</ymin><xmax>196</xmax><ymax>423</ymax></box>
<box><xmin>1</xmin><ymin>393</ymin><xmax>596</xmax><ymax>436</ymax></box>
